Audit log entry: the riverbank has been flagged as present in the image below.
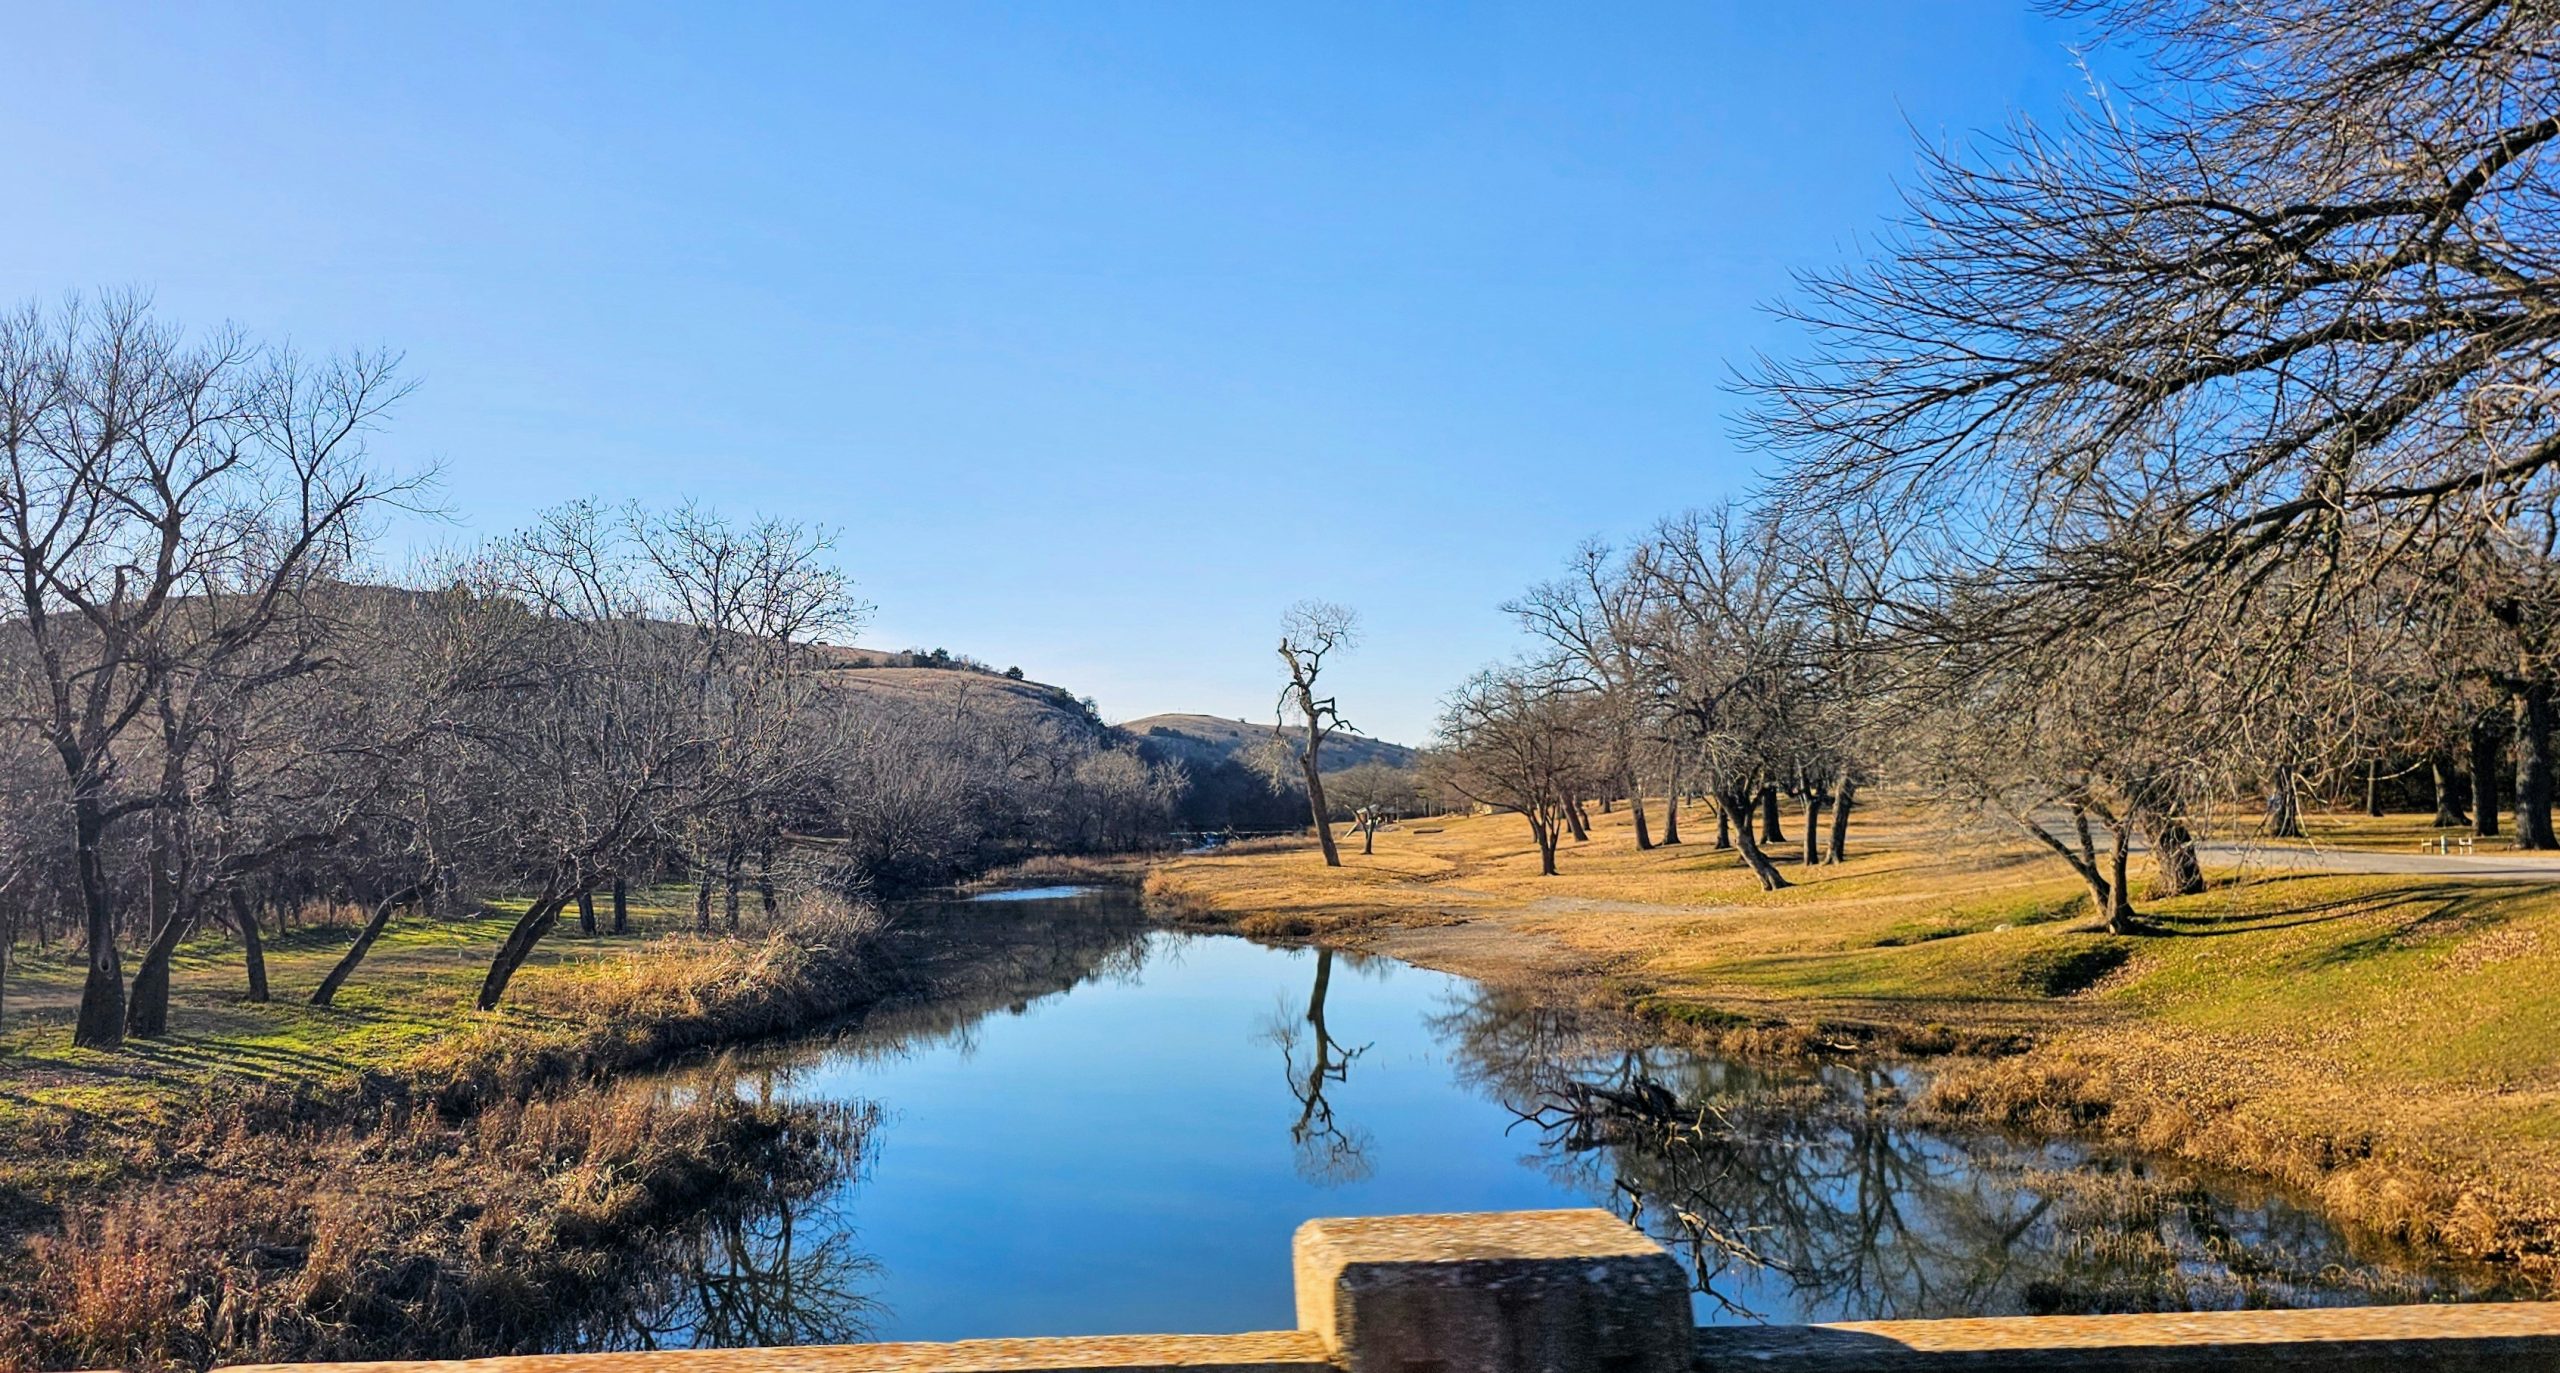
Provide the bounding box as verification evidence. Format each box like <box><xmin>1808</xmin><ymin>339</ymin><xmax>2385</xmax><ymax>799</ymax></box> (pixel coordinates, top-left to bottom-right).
<box><xmin>0</xmin><ymin>893</ymin><xmax>894</xmax><ymax>1370</ymax></box>
<box><xmin>1142</xmin><ymin>802</ymin><xmax>2560</xmax><ymax>1282</ymax></box>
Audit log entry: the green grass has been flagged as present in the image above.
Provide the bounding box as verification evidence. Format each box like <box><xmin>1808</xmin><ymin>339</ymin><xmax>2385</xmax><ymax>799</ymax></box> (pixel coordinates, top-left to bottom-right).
<box><xmin>0</xmin><ymin>888</ymin><xmax>704</xmax><ymax>1136</ymax></box>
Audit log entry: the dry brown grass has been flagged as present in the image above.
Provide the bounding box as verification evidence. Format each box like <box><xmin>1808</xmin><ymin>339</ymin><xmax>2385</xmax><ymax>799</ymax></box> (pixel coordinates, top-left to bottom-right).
<box><xmin>8</xmin><ymin>1075</ymin><xmax>868</xmax><ymax>1372</ymax></box>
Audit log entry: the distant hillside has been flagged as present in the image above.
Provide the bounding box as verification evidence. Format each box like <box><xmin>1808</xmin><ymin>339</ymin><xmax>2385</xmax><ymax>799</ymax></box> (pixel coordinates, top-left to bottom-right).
<box><xmin>812</xmin><ymin>645</ymin><xmax>1105</xmax><ymax>737</ymax></box>
<box><xmin>1122</xmin><ymin>713</ymin><xmax>1419</xmax><ymax>774</ymax></box>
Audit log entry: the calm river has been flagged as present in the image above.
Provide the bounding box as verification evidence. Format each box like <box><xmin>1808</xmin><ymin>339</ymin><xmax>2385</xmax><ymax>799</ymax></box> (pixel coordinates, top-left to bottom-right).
<box><xmin>586</xmin><ymin>885</ymin><xmax>2506</xmax><ymax>1350</ymax></box>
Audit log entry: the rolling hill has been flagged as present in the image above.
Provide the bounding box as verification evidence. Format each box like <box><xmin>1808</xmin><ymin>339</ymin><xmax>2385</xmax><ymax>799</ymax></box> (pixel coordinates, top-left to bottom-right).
<box><xmin>1120</xmin><ymin>713</ymin><xmax>1420</xmax><ymax>774</ymax></box>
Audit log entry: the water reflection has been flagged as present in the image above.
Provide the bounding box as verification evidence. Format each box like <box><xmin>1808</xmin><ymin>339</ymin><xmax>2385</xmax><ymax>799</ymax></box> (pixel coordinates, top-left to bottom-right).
<box><xmin>606</xmin><ymin>889</ymin><xmax>2513</xmax><ymax>1347</ymax></box>
<box><xmin>1436</xmin><ymin>989</ymin><xmax>2505</xmax><ymax>1318</ymax></box>
<box><xmin>1263</xmin><ymin>948</ymin><xmax>1375</xmax><ymax>1184</ymax></box>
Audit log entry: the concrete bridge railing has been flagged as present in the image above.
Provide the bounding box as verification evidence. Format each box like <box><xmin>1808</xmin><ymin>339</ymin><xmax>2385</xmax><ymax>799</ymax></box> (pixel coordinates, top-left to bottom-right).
<box><xmin>221</xmin><ymin>1208</ymin><xmax>2560</xmax><ymax>1373</ymax></box>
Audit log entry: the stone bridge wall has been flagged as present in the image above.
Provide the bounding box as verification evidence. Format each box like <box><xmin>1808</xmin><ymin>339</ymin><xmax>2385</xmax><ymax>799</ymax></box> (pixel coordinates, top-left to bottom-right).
<box><xmin>212</xmin><ymin>1209</ymin><xmax>2560</xmax><ymax>1373</ymax></box>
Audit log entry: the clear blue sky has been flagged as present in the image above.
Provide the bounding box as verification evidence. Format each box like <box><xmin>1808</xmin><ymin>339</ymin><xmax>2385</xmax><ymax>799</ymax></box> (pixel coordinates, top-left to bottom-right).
<box><xmin>5</xmin><ymin>2</ymin><xmax>2090</xmax><ymax>745</ymax></box>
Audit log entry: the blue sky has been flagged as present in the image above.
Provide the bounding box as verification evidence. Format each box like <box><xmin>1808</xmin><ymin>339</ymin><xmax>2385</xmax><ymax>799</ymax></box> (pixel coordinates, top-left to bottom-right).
<box><xmin>5</xmin><ymin>2</ymin><xmax>2091</xmax><ymax>744</ymax></box>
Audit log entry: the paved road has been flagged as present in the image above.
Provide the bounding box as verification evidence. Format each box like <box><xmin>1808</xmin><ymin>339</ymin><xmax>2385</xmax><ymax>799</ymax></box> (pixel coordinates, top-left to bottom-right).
<box><xmin>2197</xmin><ymin>840</ymin><xmax>2560</xmax><ymax>880</ymax></box>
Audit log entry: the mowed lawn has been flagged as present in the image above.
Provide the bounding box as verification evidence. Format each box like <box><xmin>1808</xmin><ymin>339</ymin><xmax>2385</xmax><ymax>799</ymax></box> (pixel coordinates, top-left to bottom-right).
<box><xmin>1148</xmin><ymin>800</ymin><xmax>2560</xmax><ymax>1265</ymax></box>
<box><xmin>0</xmin><ymin>889</ymin><xmax>708</xmax><ymax>1143</ymax></box>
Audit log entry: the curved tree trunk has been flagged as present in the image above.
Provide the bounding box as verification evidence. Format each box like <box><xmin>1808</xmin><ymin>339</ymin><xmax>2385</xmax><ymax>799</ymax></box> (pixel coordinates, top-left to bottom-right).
<box><xmin>1723</xmin><ymin>789</ymin><xmax>1790</xmax><ymax>891</ymax></box>
<box><xmin>1627</xmin><ymin>767</ymin><xmax>1653</xmax><ymax>851</ymax></box>
<box><xmin>1302</xmin><ymin>753</ymin><xmax>1341</xmax><ymax>868</ymax></box>
<box><xmin>313</xmin><ymin>880</ymin><xmax>432</xmax><ymax>1007</ymax></box>
<box><xmin>1659</xmin><ymin>772</ymin><xmax>1682</xmax><ymax>845</ymax></box>
<box><xmin>126</xmin><ymin>810</ymin><xmax>198</xmax><ymax>1040</ymax></box>
<box><xmin>124</xmin><ymin>896</ymin><xmax>195</xmax><ymax>1039</ymax></box>
<box><xmin>478</xmin><ymin>885</ymin><xmax>572</xmax><ymax>1011</ymax></box>
<box><xmin>231</xmin><ymin>888</ymin><xmax>268</xmax><ymax>1003</ymax></box>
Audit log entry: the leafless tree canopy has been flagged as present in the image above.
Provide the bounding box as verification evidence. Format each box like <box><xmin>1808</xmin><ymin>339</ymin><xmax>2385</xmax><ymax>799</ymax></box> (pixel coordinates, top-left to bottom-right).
<box><xmin>0</xmin><ymin>297</ymin><xmax>1191</xmax><ymax>1048</ymax></box>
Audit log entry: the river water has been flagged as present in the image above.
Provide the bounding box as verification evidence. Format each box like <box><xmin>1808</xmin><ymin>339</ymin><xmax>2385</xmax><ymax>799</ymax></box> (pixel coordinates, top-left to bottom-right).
<box><xmin>590</xmin><ymin>886</ymin><xmax>2508</xmax><ymax>1350</ymax></box>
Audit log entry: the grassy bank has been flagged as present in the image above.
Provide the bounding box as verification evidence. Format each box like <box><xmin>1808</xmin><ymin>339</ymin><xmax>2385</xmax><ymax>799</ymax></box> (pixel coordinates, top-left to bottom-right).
<box><xmin>1144</xmin><ymin>802</ymin><xmax>2560</xmax><ymax>1281</ymax></box>
<box><xmin>0</xmin><ymin>893</ymin><xmax>893</xmax><ymax>1370</ymax></box>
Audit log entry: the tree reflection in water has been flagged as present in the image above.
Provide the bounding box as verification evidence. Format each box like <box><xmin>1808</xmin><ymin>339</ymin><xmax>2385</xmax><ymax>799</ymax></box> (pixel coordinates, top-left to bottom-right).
<box><xmin>1433</xmin><ymin>987</ymin><xmax>2501</xmax><ymax>1321</ymax></box>
<box><xmin>1264</xmin><ymin>947</ymin><xmax>1376</xmax><ymax>1184</ymax></box>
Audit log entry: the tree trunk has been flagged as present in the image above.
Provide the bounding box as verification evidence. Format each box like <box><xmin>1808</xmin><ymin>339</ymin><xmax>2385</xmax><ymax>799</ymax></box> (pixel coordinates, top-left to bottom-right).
<box><xmin>757</xmin><ymin>846</ymin><xmax>778</xmax><ymax>918</ymax></box>
<box><xmin>723</xmin><ymin>846</ymin><xmax>743</xmax><ymax>932</ymax></box>
<box><xmin>2365</xmin><ymin>760</ymin><xmax>2385</xmax><ymax>818</ymax></box>
<box><xmin>1659</xmin><ymin>775</ymin><xmax>1682</xmax><ymax>845</ymax></box>
<box><xmin>1563</xmin><ymin>800</ymin><xmax>1589</xmax><ymax>843</ymax></box>
<box><xmin>231</xmin><ymin>887</ymin><xmax>268</xmax><ymax>1003</ymax></box>
<box><xmin>2474</xmin><ymin>711</ymin><xmax>2505</xmax><ymax>838</ymax></box>
<box><xmin>1627</xmin><ymin>767</ymin><xmax>1653</xmax><ymax>851</ymax></box>
<box><xmin>1723</xmin><ymin>789</ymin><xmax>1790</xmax><ymax>891</ymax></box>
<box><xmin>1360</xmin><ymin>817</ymin><xmax>1374</xmax><ymax>856</ymax></box>
<box><xmin>1713</xmin><ymin>798</ymin><xmax>1732</xmax><ymax>850</ymax></box>
<box><xmin>576</xmin><ymin>887</ymin><xmax>597</xmax><ymax>936</ymax></box>
<box><xmin>313</xmin><ymin>880</ymin><xmax>431</xmax><ymax>1007</ymax></box>
<box><xmin>2105</xmin><ymin>822</ymin><xmax>2140</xmax><ymax>935</ymax></box>
<box><xmin>611</xmin><ymin>876</ymin><xmax>629</xmax><ymax>934</ymax></box>
<box><xmin>2266</xmin><ymin>764</ymin><xmax>2304</xmax><ymax>837</ymax></box>
<box><xmin>1826</xmin><ymin>772</ymin><xmax>1855</xmax><ymax>864</ymax></box>
<box><xmin>694</xmin><ymin>872</ymin><xmax>713</xmax><ymax>933</ymax></box>
<box><xmin>1302</xmin><ymin>752</ymin><xmax>1341</xmax><ymax>868</ymax></box>
<box><xmin>71</xmin><ymin>796</ymin><xmax>125</xmax><ymax>1050</ymax></box>
<box><xmin>2144</xmin><ymin>813</ymin><xmax>2206</xmax><ymax>897</ymax></box>
<box><xmin>1802</xmin><ymin>790</ymin><xmax>1825</xmax><ymax>866</ymax></box>
<box><xmin>1530</xmin><ymin>818</ymin><xmax>1558</xmax><ymax>876</ymax></box>
<box><xmin>2518</xmin><ymin>683</ymin><xmax>2559</xmax><ymax>849</ymax></box>
<box><xmin>2430</xmin><ymin>751</ymin><xmax>2470</xmax><ymax>828</ymax></box>
<box><xmin>1758</xmin><ymin>785</ymin><xmax>1784</xmax><ymax>844</ymax></box>
<box><xmin>478</xmin><ymin>886</ymin><xmax>571</xmax><ymax>1011</ymax></box>
<box><xmin>126</xmin><ymin>806</ymin><xmax>201</xmax><ymax>1040</ymax></box>
<box><xmin>124</xmin><ymin>890</ymin><xmax>199</xmax><ymax>1040</ymax></box>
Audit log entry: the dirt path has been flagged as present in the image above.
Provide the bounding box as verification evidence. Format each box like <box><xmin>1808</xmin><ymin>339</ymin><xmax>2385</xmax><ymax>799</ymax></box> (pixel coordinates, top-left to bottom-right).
<box><xmin>2200</xmin><ymin>841</ymin><xmax>2560</xmax><ymax>879</ymax></box>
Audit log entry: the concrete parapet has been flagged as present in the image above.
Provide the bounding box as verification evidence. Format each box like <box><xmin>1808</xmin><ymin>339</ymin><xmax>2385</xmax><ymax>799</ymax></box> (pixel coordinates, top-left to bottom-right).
<box><xmin>1690</xmin><ymin>1303</ymin><xmax>2560</xmax><ymax>1370</ymax></box>
<box><xmin>1292</xmin><ymin>1209</ymin><xmax>1692</xmax><ymax>1373</ymax></box>
<box><xmin>215</xmin><ymin>1332</ymin><xmax>1336</xmax><ymax>1373</ymax></box>
<box><xmin>205</xmin><ymin>1212</ymin><xmax>2560</xmax><ymax>1373</ymax></box>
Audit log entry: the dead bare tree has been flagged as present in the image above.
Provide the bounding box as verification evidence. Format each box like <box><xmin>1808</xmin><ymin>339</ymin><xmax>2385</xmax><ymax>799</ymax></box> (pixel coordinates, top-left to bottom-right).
<box><xmin>1276</xmin><ymin>601</ymin><xmax>1358</xmax><ymax>867</ymax></box>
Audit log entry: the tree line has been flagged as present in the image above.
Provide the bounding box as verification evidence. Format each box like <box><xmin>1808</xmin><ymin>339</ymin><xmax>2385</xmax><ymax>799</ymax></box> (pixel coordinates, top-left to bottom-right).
<box><xmin>1427</xmin><ymin>0</ymin><xmax>2560</xmax><ymax>930</ymax></box>
<box><xmin>0</xmin><ymin>293</ymin><xmax>1187</xmax><ymax>1050</ymax></box>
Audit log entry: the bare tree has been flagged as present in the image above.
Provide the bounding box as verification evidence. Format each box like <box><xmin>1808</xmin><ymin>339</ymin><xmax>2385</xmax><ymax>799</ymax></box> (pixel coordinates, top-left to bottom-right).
<box><xmin>1432</xmin><ymin>665</ymin><xmax>1594</xmax><ymax>877</ymax></box>
<box><xmin>1630</xmin><ymin>507</ymin><xmax>1822</xmax><ymax>892</ymax></box>
<box><xmin>1276</xmin><ymin>601</ymin><xmax>1359</xmax><ymax>867</ymax></box>
<box><xmin>1509</xmin><ymin>541</ymin><xmax>1668</xmax><ymax>852</ymax></box>
<box><xmin>0</xmin><ymin>295</ymin><xmax>419</xmax><ymax>1047</ymax></box>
